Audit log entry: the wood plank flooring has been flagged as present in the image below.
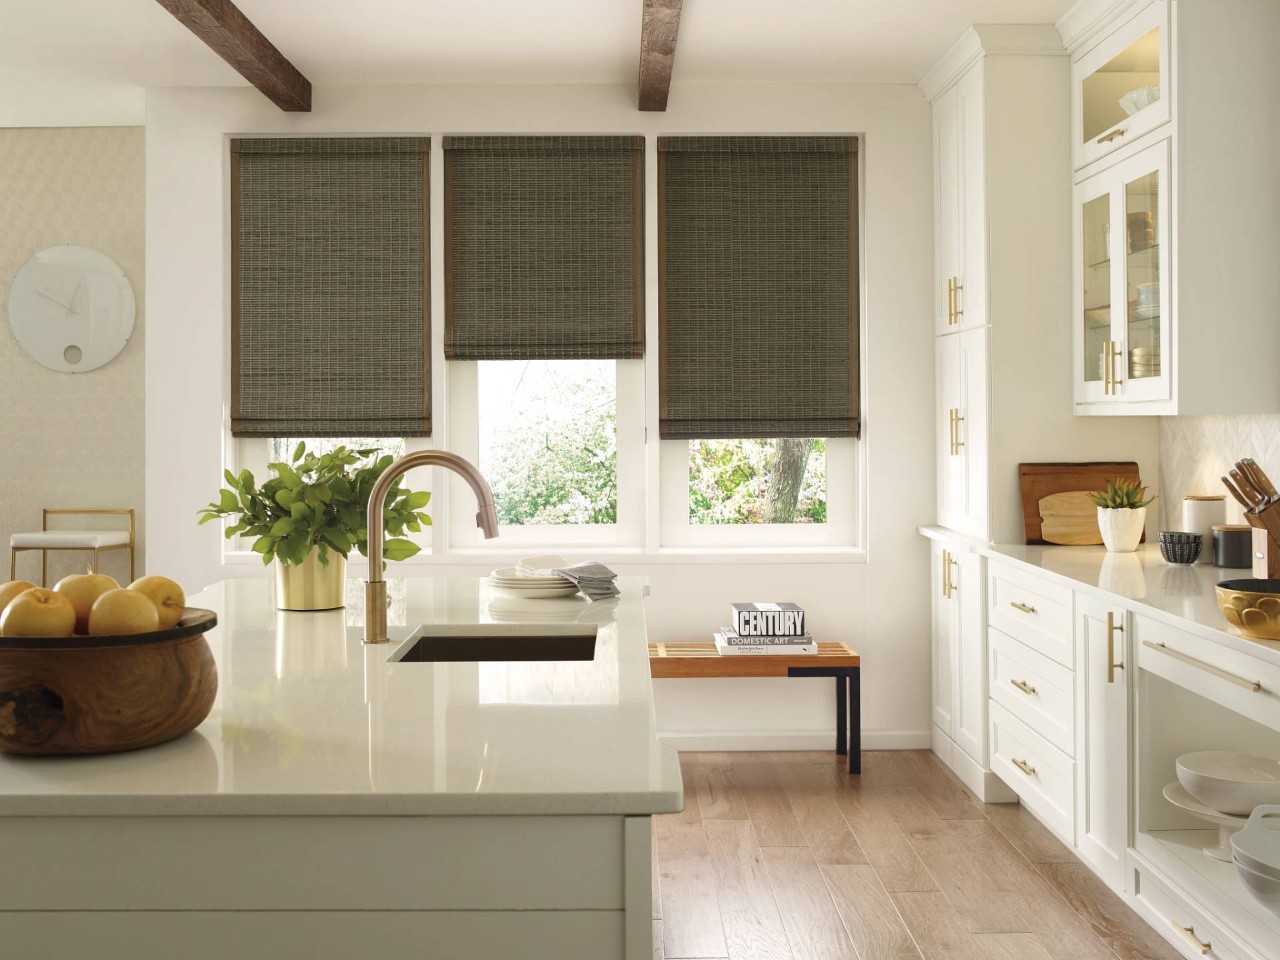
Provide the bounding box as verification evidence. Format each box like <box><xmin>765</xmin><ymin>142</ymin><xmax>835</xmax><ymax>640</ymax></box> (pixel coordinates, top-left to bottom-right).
<box><xmin>652</xmin><ymin>751</ymin><xmax>1181</xmax><ymax>960</ymax></box>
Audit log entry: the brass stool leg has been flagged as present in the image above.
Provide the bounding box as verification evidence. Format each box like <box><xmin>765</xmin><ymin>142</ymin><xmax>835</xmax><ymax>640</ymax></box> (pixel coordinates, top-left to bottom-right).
<box><xmin>92</xmin><ymin>548</ymin><xmax>99</xmax><ymax>574</ymax></box>
<box><xmin>41</xmin><ymin>550</ymin><xmax>47</xmax><ymax>587</ymax></box>
<box><xmin>129</xmin><ymin>545</ymin><xmax>135</xmax><ymax>582</ymax></box>
<box><xmin>9</xmin><ymin>548</ymin><xmax>14</xmax><ymax>580</ymax></box>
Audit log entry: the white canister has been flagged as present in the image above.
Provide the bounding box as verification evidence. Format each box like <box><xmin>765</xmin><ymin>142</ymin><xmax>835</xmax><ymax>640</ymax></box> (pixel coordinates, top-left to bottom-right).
<box><xmin>1183</xmin><ymin>495</ymin><xmax>1227</xmax><ymax>564</ymax></box>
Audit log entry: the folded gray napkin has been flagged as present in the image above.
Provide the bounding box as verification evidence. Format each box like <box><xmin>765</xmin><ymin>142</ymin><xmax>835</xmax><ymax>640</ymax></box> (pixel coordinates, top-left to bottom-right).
<box><xmin>552</xmin><ymin>560</ymin><xmax>620</xmax><ymax>601</ymax></box>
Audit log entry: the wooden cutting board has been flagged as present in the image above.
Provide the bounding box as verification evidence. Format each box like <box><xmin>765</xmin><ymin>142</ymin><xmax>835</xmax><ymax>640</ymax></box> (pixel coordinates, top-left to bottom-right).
<box><xmin>1039</xmin><ymin>491</ymin><xmax>1104</xmax><ymax>545</ymax></box>
<box><xmin>1019</xmin><ymin>462</ymin><xmax>1142</xmax><ymax>544</ymax></box>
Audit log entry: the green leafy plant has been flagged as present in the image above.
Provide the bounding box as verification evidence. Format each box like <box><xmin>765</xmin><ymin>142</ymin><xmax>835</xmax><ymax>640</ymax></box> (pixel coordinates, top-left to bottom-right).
<box><xmin>1089</xmin><ymin>478</ymin><xmax>1156</xmax><ymax>510</ymax></box>
<box><xmin>197</xmin><ymin>442</ymin><xmax>430</xmax><ymax>567</ymax></box>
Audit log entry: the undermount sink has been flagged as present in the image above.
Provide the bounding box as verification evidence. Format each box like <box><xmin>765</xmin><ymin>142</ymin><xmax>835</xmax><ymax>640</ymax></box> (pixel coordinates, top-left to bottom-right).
<box><xmin>390</xmin><ymin>623</ymin><xmax>598</xmax><ymax>663</ymax></box>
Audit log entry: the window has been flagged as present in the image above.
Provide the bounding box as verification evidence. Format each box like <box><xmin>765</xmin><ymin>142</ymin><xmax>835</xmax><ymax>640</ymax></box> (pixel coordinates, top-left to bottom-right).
<box><xmin>478</xmin><ymin>360</ymin><xmax>617</xmax><ymax>526</ymax></box>
<box><xmin>689</xmin><ymin>438</ymin><xmax>826</xmax><ymax>525</ymax></box>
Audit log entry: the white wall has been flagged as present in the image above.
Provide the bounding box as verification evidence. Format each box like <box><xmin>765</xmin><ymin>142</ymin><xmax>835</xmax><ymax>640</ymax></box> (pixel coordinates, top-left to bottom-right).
<box><xmin>1</xmin><ymin>126</ymin><xmax>145</xmax><ymax>586</ymax></box>
<box><xmin>145</xmin><ymin>83</ymin><xmax>936</xmax><ymax>749</ymax></box>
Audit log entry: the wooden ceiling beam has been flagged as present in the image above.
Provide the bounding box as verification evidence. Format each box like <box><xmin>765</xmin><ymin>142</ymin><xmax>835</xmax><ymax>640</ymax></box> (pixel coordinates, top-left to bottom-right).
<box><xmin>638</xmin><ymin>0</ymin><xmax>682</xmax><ymax>112</ymax></box>
<box><xmin>154</xmin><ymin>0</ymin><xmax>311</xmax><ymax>112</ymax></box>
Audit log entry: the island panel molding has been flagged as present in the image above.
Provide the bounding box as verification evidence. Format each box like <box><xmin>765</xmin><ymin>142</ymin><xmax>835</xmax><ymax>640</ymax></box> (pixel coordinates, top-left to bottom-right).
<box><xmin>153</xmin><ymin>0</ymin><xmax>311</xmax><ymax>111</ymax></box>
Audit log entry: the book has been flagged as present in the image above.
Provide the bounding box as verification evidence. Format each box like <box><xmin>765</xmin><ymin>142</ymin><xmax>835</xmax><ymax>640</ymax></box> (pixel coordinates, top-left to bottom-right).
<box><xmin>718</xmin><ymin>627</ymin><xmax>814</xmax><ymax>646</ymax></box>
<box><xmin>714</xmin><ymin>630</ymin><xmax>816</xmax><ymax>655</ymax></box>
<box><xmin>731</xmin><ymin>602</ymin><xmax>805</xmax><ymax>637</ymax></box>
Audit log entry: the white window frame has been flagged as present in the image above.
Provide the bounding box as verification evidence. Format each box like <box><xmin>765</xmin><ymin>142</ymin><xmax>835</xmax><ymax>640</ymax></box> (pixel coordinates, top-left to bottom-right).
<box><xmin>657</xmin><ymin>437</ymin><xmax>859</xmax><ymax>548</ymax></box>
<box><xmin>445</xmin><ymin>358</ymin><xmax>646</xmax><ymax>550</ymax></box>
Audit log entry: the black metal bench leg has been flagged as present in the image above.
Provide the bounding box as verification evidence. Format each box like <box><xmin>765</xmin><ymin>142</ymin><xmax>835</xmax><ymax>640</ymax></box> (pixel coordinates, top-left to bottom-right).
<box><xmin>835</xmin><ymin>675</ymin><xmax>848</xmax><ymax>756</ymax></box>
<box><xmin>848</xmin><ymin>668</ymin><xmax>861</xmax><ymax>774</ymax></box>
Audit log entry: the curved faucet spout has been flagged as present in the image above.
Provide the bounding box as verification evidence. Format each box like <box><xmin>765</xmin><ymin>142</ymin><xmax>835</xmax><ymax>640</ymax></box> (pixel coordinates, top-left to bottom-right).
<box><xmin>364</xmin><ymin>450</ymin><xmax>498</xmax><ymax>644</ymax></box>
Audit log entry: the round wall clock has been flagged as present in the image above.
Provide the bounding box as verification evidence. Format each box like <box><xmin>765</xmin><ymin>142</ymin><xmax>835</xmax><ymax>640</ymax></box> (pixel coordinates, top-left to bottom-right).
<box><xmin>7</xmin><ymin>244</ymin><xmax>136</xmax><ymax>373</ymax></box>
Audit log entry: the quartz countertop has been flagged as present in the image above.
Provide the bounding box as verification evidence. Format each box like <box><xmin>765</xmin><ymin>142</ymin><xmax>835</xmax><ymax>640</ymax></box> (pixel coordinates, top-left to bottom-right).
<box><xmin>0</xmin><ymin>577</ymin><xmax>682</xmax><ymax>817</ymax></box>
<box><xmin>920</xmin><ymin>526</ymin><xmax>1280</xmax><ymax>667</ymax></box>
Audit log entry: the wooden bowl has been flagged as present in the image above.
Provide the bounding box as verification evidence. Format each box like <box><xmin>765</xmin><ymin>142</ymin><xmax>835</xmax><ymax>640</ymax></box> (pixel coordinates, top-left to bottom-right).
<box><xmin>1216</xmin><ymin>580</ymin><xmax>1280</xmax><ymax>641</ymax></box>
<box><xmin>0</xmin><ymin>608</ymin><xmax>218</xmax><ymax>756</ymax></box>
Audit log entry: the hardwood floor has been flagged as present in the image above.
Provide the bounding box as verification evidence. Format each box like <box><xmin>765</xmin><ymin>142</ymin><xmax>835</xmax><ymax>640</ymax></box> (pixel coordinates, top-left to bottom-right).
<box><xmin>652</xmin><ymin>751</ymin><xmax>1181</xmax><ymax>960</ymax></box>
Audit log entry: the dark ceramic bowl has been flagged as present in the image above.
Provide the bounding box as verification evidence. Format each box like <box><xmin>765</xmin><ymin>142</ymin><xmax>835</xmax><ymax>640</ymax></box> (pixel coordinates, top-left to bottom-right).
<box><xmin>1159</xmin><ymin>531</ymin><xmax>1203</xmax><ymax>565</ymax></box>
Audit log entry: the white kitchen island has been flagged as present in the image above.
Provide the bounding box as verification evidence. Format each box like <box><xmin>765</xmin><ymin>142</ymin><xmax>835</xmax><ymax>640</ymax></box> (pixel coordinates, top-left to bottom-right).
<box><xmin>0</xmin><ymin>577</ymin><xmax>681</xmax><ymax>959</ymax></box>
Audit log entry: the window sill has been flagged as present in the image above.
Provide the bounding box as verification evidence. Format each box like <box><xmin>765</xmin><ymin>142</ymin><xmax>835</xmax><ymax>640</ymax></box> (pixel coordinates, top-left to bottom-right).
<box><xmin>222</xmin><ymin>546</ymin><xmax>868</xmax><ymax>568</ymax></box>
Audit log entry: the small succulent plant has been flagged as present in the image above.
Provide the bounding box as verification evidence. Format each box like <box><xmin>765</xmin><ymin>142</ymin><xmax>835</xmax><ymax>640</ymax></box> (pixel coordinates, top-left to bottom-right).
<box><xmin>1089</xmin><ymin>478</ymin><xmax>1156</xmax><ymax>510</ymax></box>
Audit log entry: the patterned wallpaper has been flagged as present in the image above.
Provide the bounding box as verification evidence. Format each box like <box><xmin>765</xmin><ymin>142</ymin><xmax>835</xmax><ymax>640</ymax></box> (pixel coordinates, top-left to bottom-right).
<box><xmin>1159</xmin><ymin>415</ymin><xmax>1280</xmax><ymax>530</ymax></box>
<box><xmin>0</xmin><ymin>127</ymin><xmax>145</xmax><ymax>585</ymax></box>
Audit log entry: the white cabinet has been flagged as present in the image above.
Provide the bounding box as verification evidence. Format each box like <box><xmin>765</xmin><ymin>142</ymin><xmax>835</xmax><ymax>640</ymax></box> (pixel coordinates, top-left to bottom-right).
<box><xmin>931</xmin><ymin>541</ymin><xmax>958</xmax><ymax>738</ymax></box>
<box><xmin>936</xmin><ymin>328</ymin><xmax>988</xmax><ymax>540</ymax></box>
<box><xmin>1073</xmin><ymin>139</ymin><xmax>1170</xmax><ymax>410</ymax></box>
<box><xmin>1076</xmin><ymin>594</ymin><xmax>1131</xmax><ymax>893</ymax></box>
<box><xmin>933</xmin><ymin>65</ymin><xmax>987</xmax><ymax>335</ymax></box>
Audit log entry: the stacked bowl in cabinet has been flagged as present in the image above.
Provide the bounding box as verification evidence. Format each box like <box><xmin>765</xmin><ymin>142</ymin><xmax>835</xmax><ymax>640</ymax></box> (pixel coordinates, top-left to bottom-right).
<box><xmin>1170</xmin><ymin>751</ymin><xmax>1280</xmax><ymax>912</ymax></box>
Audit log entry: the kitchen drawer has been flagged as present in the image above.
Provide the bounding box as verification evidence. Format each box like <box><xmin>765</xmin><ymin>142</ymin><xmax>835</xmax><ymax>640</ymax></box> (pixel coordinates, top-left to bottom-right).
<box><xmin>988</xmin><ymin>627</ymin><xmax>1075</xmax><ymax>757</ymax></box>
<box><xmin>1134</xmin><ymin>615</ymin><xmax>1280</xmax><ymax>732</ymax></box>
<box><xmin>988</xmin><ymin>562</ymin><xmax>1074</xmax><ymax>668</ymax></box>
<box><xmin>989</xmin><ymin>700</ymin><xmax>1074</xmax><ymax>843</ymax></box>
<box><xmin>1130</xmin><ymin>858</ymin><xmax>1260</xmax><ymax>960</ymax></box>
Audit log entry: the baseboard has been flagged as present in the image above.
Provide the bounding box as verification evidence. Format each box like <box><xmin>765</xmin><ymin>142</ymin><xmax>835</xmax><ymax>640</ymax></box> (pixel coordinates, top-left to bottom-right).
<box><xmin>931</xmin><ymin>725</ymin><xmax>1017</xmax><ymax>803</ymax></box>
<box><xmin>658</xmin><ymin>729</ymin><xmax>931</xmax><ymax>751</ymax></box>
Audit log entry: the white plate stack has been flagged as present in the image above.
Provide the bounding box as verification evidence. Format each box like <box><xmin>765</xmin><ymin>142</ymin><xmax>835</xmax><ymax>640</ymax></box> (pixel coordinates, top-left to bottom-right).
<box><xmin>1231</xmin><ymin>805</ymin><xmax>1280</xmax><ymax>911</ymax></box>
<box><xmin>487</xmin><ymin>567</ymin><xmax>579</xmax><ymax>600</ymax></box>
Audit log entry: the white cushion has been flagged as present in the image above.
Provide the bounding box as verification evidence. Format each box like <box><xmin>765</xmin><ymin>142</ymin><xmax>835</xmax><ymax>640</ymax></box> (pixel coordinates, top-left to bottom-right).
<box><xmin>10</xmin><ymin>531</ymin><xmax>131</xmax><ymax>549</ymax></box>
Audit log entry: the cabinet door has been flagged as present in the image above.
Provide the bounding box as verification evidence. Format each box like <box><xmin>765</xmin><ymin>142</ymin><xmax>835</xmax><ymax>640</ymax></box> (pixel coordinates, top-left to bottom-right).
<box><xmin>931</xmin><ymin>541</ymin><xmax>959</xmax><ymax>738</ymax></box>
<box><xmin>936</xmin><ymin>335</ymin><xmax>963</xmax><ymax>531</ymax></box>
<box><xmin>934</xmin><ymin>85</ymin><xmax>962</xmax><ymax>335</ymax></box>
<box><xmin>953</xmin><ymin>549</ymin><xmax>986</xmax><ymax>763</ymax></box>
<box><xmin>1072</xmin><ymin>0</ymin><xmax>1170</xmax><ymax>172</ymax></box>
<box><xmin>1076</xmin><ymin>593</ymin><xmax>1131</xmax><ymax>892</ymax></box>
<box><xmin>1072</xmin><ymin>139</ymin><xmax>1171</xmax><ymax>412</ymax></box>
<box><xmin>956</xmin><ymin>65</ymin><xmax>987</xmax><ymax>331</ymax></box>
<box><xmin>958</xmin><ymin>327</ymin><xmax>988</xmax><ymax>539</ymax></box>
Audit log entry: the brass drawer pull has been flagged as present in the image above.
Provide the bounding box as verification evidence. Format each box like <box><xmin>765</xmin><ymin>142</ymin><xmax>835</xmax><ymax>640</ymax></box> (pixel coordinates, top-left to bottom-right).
<box><xmin>1142</xmin><ymin>641</ymin><xmax>1263</xmax><ymax>692</ymax></box>
<box><xmin>953</xmin><ymin>278</ymin><xmax>963</xmax><ymax>322</ymax></box>
<box><xmin>1010</xmin><ymin>678</ymin><xmax>1037</xmax><ymax>696</ymax></box>
<box><xmin>1097</xmin><ymin>128</ymin><xmax>1127</xmax><ymax>145</ymax></box>
<box><xmin>1010</xmin><ymin>601</ymin><xmax>1037</xmax><ymax>615</ymax></box>
<box><xmin>1011</xmin><ymin>757</ymin><xmax>1036</xmax><ymax>777</ymax></box>
<box><xmin>1171</xmin><ymin>923</ymin><xmax>1210</xmax><ymax>955</ymax></box>
<box><xmin>1107</xmin><ymin>611</ymin><xmax>1125</xmax><ymax>685</ymax></box>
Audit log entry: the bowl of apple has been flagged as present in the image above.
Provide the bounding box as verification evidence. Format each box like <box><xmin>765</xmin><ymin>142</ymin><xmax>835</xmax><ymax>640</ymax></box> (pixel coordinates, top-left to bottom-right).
<box><xmin>0</xmin><ymin>574</ymin><xmax>217</xmax><ymax>756</ymax></box>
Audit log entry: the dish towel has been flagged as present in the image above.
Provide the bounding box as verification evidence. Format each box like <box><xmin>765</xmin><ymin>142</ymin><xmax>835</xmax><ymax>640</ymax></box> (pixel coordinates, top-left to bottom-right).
<box><xmin>551</xmin><ymin>561</ymin><xmax>621</xmax><ymax>601</ymax></box>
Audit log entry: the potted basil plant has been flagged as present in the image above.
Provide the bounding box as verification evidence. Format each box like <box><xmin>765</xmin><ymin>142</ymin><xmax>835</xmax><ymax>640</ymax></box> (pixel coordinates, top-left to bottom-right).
<box><xmin>1089</xmin><ymin>478</ymin><xmax>1156</xmax><ymax>554</ymax></box>
<box><xmin>198</xmin><ymin>443</ymin><xmax>431</xmax><ymax>611</ymax></box>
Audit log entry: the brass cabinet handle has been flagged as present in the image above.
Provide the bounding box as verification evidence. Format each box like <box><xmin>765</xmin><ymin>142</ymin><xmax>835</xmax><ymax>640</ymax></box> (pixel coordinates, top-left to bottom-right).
<box><xmin>941</xmin><ymin>550</ymin><xmax>952</xmax><ymax>599</ymax></box>
<box><xmin>1010</xmin><ymin>601</ymin><xmax>1037</xmax><ymax>615</ymax></box>
<box><xmin>1097</xmin><ymin>128</ymin><xmax>1127</xmax><ymax>145</ymax></box>
<box><xmin>1107</xmin><ymin>611</ymin><xmax>1125</xmax><ymax>684</ymax></box>
<box><xmin>1110</xmin><ymin>340</ymin><xmax>1121</xmax><ymax>394</ymax></box>
<box><xmin>1103</xmin><ymin>341</ymin><xmax>1114</xmax><ymax>395</ymax></box>
<box><xmin>1011</xmin><ymin>757</ymin><xmax>1036</xmax><ymax>777</ymax></box>
<box><xmin>946</xmin><ymin>277</ymin><xmax>955</xmax><ymax>325</ymax></box>
<box><xmin>948</xmin><ymin>408</ymin><xmax>962</xmax><ymax>456</ymax></box>
<box><xmin>1171</xmin><ymin>923</ymin><xmax>1210</xmax><ymax>955</ymax></box>
<box><xmin>1143</xmin><ymin>641</ymin><xmax>1262</xmax><ymax>692</ymax></box>
<box><xmin>953</xmin><ymin>278</ymin><xmax>964</xmax><ymax>323</ymax></box>
<box><xmin>947</xmin><ymin>409</ymin><xmax>955</xmax><ymax>456</ymax></box>
<box><xmin>1010</xmin><ymin>678</ymin><xmax>1037</xmax><ymax>696</ymax></box>
<box><xmin>953</xmin><ymin>411</ymin><xmax>965</xmax><ymax>451</ymax></box>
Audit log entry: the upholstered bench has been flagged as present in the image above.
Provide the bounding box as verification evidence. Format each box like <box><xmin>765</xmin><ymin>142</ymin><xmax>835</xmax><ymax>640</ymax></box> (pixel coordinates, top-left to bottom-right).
<box><xmin>647</xmin><ymin>641</ymin><xmax>862</xmax><ymax>773</ymax></box>
<box><xmin>9</xmin><ymin>509</ymin><xmax>136</xmax><ymax>585</ymax></box>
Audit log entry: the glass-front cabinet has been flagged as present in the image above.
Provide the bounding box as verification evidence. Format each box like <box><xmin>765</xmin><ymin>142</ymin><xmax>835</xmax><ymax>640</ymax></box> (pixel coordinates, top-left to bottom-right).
<box><xmin>1074</xmin><ymin>139</ymin><xmax>1170</xmax><ymax>410</ymax></box>
<box><xmin>1072</xmin><ymin>1</ymin><xmax>1169</xmax><ymax>171</ymax></box>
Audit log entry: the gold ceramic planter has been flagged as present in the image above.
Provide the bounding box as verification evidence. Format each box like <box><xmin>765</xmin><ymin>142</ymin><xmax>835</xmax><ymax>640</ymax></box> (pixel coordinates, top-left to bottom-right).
<box><xmin>275</xmin><ymin>549</ymin><xmax>346</xmax><ymax>611</ymax></box>
<box><xmin>1216</xmin><ymin>579</ymin><xmax>1280</xmax><ymax>641</ymax></box>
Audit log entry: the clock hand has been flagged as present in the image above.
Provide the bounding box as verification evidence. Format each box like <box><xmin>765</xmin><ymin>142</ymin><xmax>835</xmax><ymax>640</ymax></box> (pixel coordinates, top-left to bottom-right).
<box><xmin>35</xmin><ymin>287</ymin><xmax>74</xmax><ymax>311</ymax></box>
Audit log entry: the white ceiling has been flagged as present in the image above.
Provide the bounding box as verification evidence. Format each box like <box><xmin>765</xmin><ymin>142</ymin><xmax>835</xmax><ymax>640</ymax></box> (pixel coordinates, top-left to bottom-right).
<box><xmin>0</xmin><ymin>0</ymin><xmax>1074</xmax><ymax>123</ymax></box>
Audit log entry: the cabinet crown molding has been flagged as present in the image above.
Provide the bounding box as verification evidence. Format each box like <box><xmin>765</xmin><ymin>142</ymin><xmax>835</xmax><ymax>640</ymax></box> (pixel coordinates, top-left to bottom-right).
<box><xmin>919</xmin><ymin>24</ymin><xmax>1066</xmax><ymax>102</ymax></box>
<box><xmin>1056</xmin><ymin>0</ymin><xmax>1154</xmax><ymax>58</ymax></box>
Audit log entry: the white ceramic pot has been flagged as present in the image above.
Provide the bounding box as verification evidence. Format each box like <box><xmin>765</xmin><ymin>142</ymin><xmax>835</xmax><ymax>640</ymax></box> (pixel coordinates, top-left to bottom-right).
<box><xmin>1097</xmin><ymin>506</ymin><xmax>1146</xmax><ymax>553</ymax></box>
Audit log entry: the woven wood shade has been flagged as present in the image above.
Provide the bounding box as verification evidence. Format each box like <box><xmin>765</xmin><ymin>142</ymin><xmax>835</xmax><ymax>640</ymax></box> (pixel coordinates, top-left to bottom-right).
<box><xmin>658</xmin><ymin>136</ymin><xmax>860</xmax><ymax>439</ymax></box>
<box><xmin>231</xmin><ymin>137</ymin><xmax>430</xmax><ymax>438</ymax></box>
<box><xmin>443</xmin><ymin>136</ymin><xmax>644</xmax><ymax>360</ymax></box>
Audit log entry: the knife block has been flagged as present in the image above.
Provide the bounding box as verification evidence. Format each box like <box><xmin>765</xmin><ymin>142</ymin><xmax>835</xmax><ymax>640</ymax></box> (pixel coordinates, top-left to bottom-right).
<box><xmin>1253</xmin><ymin>528</ymin><xmax>1280</xmax><ymax>578</ymax></box>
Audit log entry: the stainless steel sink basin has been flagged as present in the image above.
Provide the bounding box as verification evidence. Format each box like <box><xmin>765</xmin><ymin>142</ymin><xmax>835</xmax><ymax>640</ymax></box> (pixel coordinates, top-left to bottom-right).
<box><xmin>390</xmin><ymin>623</ymin><xmax>598</xmax><ymax>663</ymax></box>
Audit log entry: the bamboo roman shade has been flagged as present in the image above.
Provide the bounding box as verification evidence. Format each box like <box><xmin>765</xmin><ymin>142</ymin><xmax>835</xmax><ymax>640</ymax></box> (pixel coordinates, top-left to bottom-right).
<box><xmin>658</xmin><ymin>136</ymin><xmax>860</xmax><ymax>440</ymax></box>
<box><xmin>231</xmin><ymin>137</ymin><xmax>430</xmax><ymax>438</ymax></box>
<box><xmin>443</xmin><ymin>136</ymin><xmax>644</xmax><ymax>360</ymax></box>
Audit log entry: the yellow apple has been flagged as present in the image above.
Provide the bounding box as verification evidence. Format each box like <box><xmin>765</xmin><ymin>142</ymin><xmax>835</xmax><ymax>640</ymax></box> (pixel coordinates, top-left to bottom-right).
<box><xmin>54</xmin><ymin>571</ymin><xmax>120</xmax><ymax>634</ymax></box>
<box><xmin>0</xmin><ymin>580</ymin><xmax>37</xmax><ymax>616</ymax></box>
<box><xmin>88</xmin><ymin>588</ymin><xmax>159</xmax><ymax>636</ymax></box>
<box><xmin>0</xmin><ymin>588</ymin><xmax>76</xmax><ymax>638</ymax></box>
<box><xmin>127</xmin><ymin>575</ymin><xmax>186</xmax><ymax>630</ymax></box>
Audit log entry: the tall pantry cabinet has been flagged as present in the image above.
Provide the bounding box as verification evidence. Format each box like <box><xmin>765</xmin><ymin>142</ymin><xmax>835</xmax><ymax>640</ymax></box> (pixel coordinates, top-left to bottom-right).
<box><xmin>921</xmin><ymin>25</ymin><xmax>1159</xmax><ymax>799</ymax></box>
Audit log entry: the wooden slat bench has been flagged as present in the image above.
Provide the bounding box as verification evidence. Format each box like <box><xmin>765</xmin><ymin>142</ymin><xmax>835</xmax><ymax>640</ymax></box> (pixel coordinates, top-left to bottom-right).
<box><xmin>648</xmin><ymin>641</ymin><xmax>861</xmax><ymax>773</ymax></box>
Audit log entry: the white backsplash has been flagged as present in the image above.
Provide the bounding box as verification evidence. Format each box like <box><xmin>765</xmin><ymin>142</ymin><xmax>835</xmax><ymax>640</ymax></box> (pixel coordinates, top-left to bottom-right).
<box><xmin>1159</xmin><ymin>415</ymin><xmax>1280</xmax><ymax>530</ymax></box>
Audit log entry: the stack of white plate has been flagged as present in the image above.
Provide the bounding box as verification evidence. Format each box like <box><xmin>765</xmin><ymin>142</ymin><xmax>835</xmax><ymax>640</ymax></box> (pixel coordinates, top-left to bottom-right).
<box><xmin>1231</xmin><ymin>805</ymin><xmax>1280</xmax><ymax>911</ymax></box>
<box><xmin>488</xmin><ymin>567</ymin><xmax>579</xmax><ymax>600</ymax></box>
